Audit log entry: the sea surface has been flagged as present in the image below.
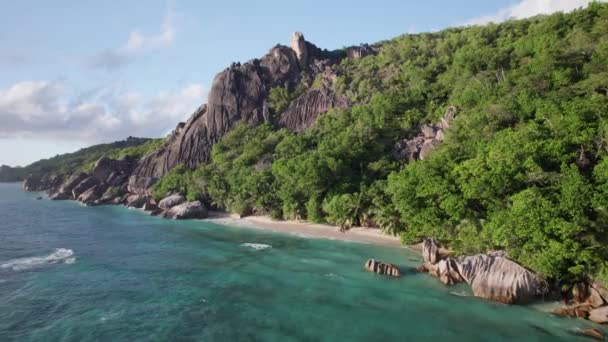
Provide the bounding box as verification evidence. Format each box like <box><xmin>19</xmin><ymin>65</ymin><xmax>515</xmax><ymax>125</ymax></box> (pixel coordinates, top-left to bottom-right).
<box><xmin>0</xmin><ymin>182</ymin><xmax>603</xmax><ymax>341</ymax></box>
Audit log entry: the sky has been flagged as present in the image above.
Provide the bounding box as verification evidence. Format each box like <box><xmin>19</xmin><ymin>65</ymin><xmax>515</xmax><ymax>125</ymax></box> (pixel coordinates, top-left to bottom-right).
<box><xmin>0</xmin><ymin>0</ymin><xmax>597</xmax><ymax>166</ymax></box>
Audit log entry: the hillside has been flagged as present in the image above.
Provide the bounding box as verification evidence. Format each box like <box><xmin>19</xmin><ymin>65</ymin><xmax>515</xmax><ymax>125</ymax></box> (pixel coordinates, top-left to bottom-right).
<box><xmin>150</xmin><ymin>3</ymin><xmax>608</xmax><ymax>282</ymax></box>
<box><xmin>0</xmin><ymin>137</ymin><xmax>162</xmax><ymax>182</ymax></box>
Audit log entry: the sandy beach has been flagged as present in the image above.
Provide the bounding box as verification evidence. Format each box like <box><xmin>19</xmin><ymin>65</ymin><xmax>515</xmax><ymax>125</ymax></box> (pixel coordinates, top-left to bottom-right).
<box><xmin>205</xmin><ymin>211</ymin><xmax>403</xmax><ymax>247</ymax></box>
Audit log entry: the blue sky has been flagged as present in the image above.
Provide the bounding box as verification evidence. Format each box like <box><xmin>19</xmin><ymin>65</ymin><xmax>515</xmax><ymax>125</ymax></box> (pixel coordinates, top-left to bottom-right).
<box><xmin>0</xmin><ymin>0</ymin><xmax>596</xmax><ymax>166</ymax></box>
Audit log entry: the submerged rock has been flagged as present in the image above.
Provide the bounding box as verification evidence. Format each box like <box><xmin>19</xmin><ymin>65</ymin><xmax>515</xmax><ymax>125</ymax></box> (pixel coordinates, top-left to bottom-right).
<box><xmin>364</xmin><ymin>259</ymin><xmax>401</xmax><ymax>277</ymax></box>
<box><xmin>161</xmin><ymin>201</ymin><xmax>208</xmax><ymax>220</ymax></box>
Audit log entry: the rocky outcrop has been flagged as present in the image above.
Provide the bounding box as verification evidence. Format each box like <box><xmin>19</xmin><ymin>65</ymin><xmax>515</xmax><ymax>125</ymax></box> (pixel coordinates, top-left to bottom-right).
<box><xmin>158</xmin><ymin>194</ymin><xmax>186</xmax><ymax>210</ymax></box>
<box><xmin>554</xmin><ymin>281</ymin><xmax>608</xmax><ymax>324</ymax></box>
<box><xmin>142</xmin><ymin>202</ymin><xmax>161</xmax><ymax>215</ymax></box>
<box><xmin>50</xmin><ymin>172</ymin><xmax>88</xmax><ymax>200</ymax></box>
<box><xmin>365</xmin><ymin>259</ymin><xmax>401</xmax><ymax>277</ymax></box>
<box><xmin>345</xmin><ymin>44</ymin><xmax>376</xmax><ymax>59</ymax></box>
<box><xmin>125</xmin><ymin>194</ymin><xmax>147</xmax><ymax>208</ymax></box>
<box><xmin>129</xmin><ymin>32</ymin><xmax>358</xmax><ymax>193</ymax></box>
<box><xmin>291</xmin><ymin>32</ymin><xmax>309</xmax><ymax>69</ymax></box>
<box><xmin>128</xmin><ymin>43</ymin><xmax>302</xmax><ymax>190</ymax></box>
<box><xmin>393</xmin><ymin>106</ymin><xmax>457</xmax><ymax>162</ymax></box>
<box><xmin>278</xmin><ymin>89</ymin><xmax>348</xmax><ymax>132</ymax></box>
<box><xmin>90</xmin><ymin>156</ymin><xmax>135</xmax><ymax>185</ymax></box>
<box><xmin>72</xmin><ymin>176</ymin><xmax>100</xmax><ymax>199</ymax></box>
<box><xmin>161</xmin><ymin>201</ymin><xmax>208</xmax><ymax>219</ymax></box>
<box><xmin>77</xmin><ymin>185</ymin><xmax>104</xmax><ymax>205</ymax></box>
<box><xmin>23</xmin><ymin>174</ymin><xmax>63</xmax><ymax>192</ymax></box>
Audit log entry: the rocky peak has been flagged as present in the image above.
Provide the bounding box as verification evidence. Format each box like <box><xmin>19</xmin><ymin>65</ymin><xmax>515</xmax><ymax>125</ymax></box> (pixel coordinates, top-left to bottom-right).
<box><xmin>128</xmin><ymin>32</ymin><xmax>362</xmax><ymax>193</ymax></box>
<box><xmin>291</xmin><ymin>31</ymin><xmax>309</xmax><ymax>69</ymax></box>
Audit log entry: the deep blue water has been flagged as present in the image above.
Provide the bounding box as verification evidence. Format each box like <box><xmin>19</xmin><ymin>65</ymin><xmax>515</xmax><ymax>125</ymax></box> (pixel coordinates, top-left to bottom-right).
<box><xmin>0</xmin><ymin>182</ymin><xmax>602</xmax><ymax>341</ymax></box>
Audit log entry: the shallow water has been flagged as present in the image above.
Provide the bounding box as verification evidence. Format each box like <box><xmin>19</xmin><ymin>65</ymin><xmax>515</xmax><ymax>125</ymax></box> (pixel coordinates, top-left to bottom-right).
<box><xmin>0</xmin><ymin>182</ymin><xmax>602</xmax><ymax>341</ymax></box>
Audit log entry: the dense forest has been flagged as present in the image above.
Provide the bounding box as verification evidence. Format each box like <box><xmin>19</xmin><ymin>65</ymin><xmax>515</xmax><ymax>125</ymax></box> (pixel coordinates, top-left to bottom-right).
<box><xmin>0</xmin><ymin>137</ymin><xmax>163</xmax><ymax>182</ymax></box>
<box><xmin>151</xmin><ymin>3</ymin><xmax>608</xmax><ymax>283</ymax></box>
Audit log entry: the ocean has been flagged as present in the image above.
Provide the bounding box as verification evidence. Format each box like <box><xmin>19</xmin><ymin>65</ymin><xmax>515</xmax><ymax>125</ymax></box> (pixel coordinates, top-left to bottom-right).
<box><xmin>0</xmin><ymin>182</ymin><xmax>601</xmax><ymax>341</ymax></box>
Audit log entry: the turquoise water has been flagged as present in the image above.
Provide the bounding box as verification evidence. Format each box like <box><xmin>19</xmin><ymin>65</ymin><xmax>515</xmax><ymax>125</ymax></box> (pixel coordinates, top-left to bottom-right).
<box><xmin>0</xmin><ymin>183</ymin><xmax>602</xmax><ymax>341</ymax></box>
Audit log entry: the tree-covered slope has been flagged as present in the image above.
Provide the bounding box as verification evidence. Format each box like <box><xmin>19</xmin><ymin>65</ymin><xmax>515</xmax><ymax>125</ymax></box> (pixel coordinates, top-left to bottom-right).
<box><xmin>152</xmin><ymin>3</ymin><xmax>608</xmax><ymax>282</ymax></box>
<box><xmin>0</xmin><ymin>137</ymin><xmax>163</xmax><ymax>182</ymax></box>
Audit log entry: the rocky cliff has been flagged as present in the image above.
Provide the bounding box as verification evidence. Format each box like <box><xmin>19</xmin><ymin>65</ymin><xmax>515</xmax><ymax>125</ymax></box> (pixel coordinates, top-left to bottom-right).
<box><xmin>129</xmin><ymin>32</ymin><xmax>363</xmax><ymax>193</ymax></box>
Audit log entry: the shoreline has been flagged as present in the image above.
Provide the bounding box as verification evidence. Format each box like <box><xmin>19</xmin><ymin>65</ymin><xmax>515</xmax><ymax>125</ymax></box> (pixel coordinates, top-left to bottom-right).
<box><xmin>204</xmin><ymin>211</ymin><xmax>403</xmax><ymax>248</ymax></box>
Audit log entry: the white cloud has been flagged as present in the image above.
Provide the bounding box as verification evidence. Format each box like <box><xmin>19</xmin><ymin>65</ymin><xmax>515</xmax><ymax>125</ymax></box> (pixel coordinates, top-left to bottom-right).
<box><xmin>467</xmin><ymin>0</ymin><xmax>596</xmax><ymax>25</ymax></box>
<box><xmin>0</xmin><ymin>80</ymin><xmax>207</xmax><ymax>142</ymax></box>
<box><xmin>124</xmin><ymin>7</ymin><xmax>175</xmax><ymax>51</ymax></box>
<box><xmin>88</xmin><ymin>5</ymin><xmax>176</xmax><ymax>71</ymax></box>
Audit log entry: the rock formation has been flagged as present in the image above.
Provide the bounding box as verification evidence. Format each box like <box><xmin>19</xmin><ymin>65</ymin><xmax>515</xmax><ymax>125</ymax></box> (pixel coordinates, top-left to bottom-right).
<box><xmin>278</xmin><ymin>89</ymin><xmax>348</xmax><ymax>132</ymax></box>
<box><xmin>129</xmin><ymin>32</ymin><xmax>367</xmax><ymax>194</ymax></box>
<box><xmin>158</xmin><ymin>194</ymin><xmax>186</xmax><ymax>210</ymax></box>
<box><xmin>365</xmin><ymin>259</ymin><xmax>401</xmax><ymax>277</ymax></box>
<box><xmin>161</xmin><ymin>201</ymin><xmax>208</xmax><ymax>219</ymax></box>
<box><xmin>393</xmin><ymin>106</ymin><xmax>457</xmax><ymax>162</ymax></box>
<box><xmin>23</xmin><ymin>174</ymin><xmax>63</xmax><ymax>192</ymax></box>
<box><xmin>554</xmin><ymin>281</ymin><xmax>608</xmax><ymax>324</ymax></box>
<box><xmin>417</xmin><ymin>238</ymin><xmax>546</xmax><ymax>304</ymax></box>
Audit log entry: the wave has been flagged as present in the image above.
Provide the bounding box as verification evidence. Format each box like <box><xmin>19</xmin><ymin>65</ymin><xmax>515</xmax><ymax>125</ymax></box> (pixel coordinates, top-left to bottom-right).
<box><xmin>0</xmin><ymin>248</ymin><xmax>75</xmax><ymax>271</ymax></box>
<box><xmin>449</xmin><ymin>291</ymin><xmax>471</xmax><ymax>297</ymax></box>
<box><xmin>240</xmin><ymin>243</ymin><xmax>272</xmax><ymax>250</ymax></box>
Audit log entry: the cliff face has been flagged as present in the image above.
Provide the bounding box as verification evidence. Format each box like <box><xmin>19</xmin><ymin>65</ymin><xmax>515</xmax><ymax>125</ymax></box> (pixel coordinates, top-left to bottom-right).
<box><xmin>129</xmin><ymin>33</ymin><xmax>364</xmax><ymax>193</ymax></box>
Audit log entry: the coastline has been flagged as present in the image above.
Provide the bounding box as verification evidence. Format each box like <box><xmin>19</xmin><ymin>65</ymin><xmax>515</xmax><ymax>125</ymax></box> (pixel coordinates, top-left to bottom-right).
<box><xmin>204</xmin><ymin>211</ymin><xmax>403</xmax><ymax>247</ymax></box>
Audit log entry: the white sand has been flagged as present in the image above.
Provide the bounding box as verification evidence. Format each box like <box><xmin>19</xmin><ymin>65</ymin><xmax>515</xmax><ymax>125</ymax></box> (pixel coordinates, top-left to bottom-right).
<box><xmin>204</xmin><ymin>212</ymin><xmax>402</xmax><ymax>247</ymax></box>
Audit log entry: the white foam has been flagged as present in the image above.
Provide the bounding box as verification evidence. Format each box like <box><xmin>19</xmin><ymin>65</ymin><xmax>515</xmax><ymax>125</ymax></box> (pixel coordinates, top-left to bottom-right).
<box><xmin>240</xmin><ymin>243</ymin><xmax>272</xmax><ymax>250</ymax></box>
<box><xmin>0</xmin><ymin>248</ymin><xmax>75</xmax><ymax>271</ymax></box>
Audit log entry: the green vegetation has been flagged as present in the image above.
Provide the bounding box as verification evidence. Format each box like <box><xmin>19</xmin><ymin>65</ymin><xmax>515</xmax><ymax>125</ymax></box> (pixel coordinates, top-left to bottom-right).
<box><xmin>0</xmin><ymin>137</ymin><xmax>161</xmax><ymax>181</ymax></box>
<box><xmin>133</xmin><ymin>3</ymin><xmax>608</xmax><ymax>281</ymax></box>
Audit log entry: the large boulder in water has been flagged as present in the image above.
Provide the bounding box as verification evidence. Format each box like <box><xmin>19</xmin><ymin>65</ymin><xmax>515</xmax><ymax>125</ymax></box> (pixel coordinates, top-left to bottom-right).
<box><xmin>454</xmin><ymin>254</ymin><xmax>545</xmax><ymax>304</ymax></box>
<box><xmin>161</xmin><ymin>201</ymin><xmax>208</xmax><ymax>219</ymax></box>
<box><xmin>158</xmin><ymin>194</ymin><xmax>186</xmax><ymax>210</ymax></box>
<box><xmin>365</xmin><ymin>259</ymin><xmax>401</xmax><ymax>277</ymax></box>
